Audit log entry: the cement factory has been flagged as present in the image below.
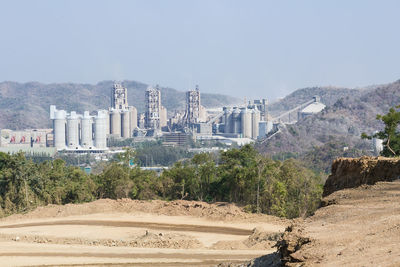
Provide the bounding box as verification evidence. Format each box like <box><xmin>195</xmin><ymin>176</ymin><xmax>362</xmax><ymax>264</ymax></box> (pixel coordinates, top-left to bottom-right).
<box><xmin>0</xmin><ymin>81</ymin><xmax>329</xmax><ymax>154</ymax></box>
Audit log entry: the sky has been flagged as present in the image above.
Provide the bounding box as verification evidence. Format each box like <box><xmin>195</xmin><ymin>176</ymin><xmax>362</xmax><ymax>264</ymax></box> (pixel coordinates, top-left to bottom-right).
<box><xmin>1</xmin><ymin>0</ymin><xmax>400</xmax><ymax>100</ymax></box>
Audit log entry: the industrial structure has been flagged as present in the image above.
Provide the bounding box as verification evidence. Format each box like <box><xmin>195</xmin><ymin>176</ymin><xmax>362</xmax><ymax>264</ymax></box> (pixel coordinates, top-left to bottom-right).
<box><xmin>50</xmin><ymin>105</ymin><xmax>108</xmax><ymax>151</ymax></box>
<box><xmin>108</xmin><ymin>82</ymin><xmax>138</xmax><ymax>138</ymax></box>
<box><xmin>183</xmin><ymin>85</ymin><xmax>208</xmax><ymax>125</ymax></box>
<box><xmin>144</xmin><ymin>85</ymin><xmax>167</xmax><ymax>131</ymax></box>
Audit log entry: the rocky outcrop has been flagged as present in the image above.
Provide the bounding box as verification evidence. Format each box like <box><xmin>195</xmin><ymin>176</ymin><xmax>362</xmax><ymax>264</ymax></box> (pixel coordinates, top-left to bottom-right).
<box><xmin>323</xmin><ymin>156</ymin><xmax>400</xmax><ymax>196</ymax></box>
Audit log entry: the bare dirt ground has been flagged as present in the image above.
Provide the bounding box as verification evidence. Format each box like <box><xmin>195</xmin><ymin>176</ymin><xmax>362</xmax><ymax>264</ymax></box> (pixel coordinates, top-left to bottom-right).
<box><xmin>0</xmin><ymin>199</ymin><xmax>287</xmax><ymax>266</ymax></box>
<box><xmin>282</xmin><ymin>180</ymin><xmax>400</xmax><ymax>267</ymax></box>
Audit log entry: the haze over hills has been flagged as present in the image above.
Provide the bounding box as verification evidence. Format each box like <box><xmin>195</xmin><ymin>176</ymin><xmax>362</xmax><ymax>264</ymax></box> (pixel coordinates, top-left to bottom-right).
<box><xmin>0</xmin><ymin>80</ymin><xmax>241</xmax><ymax>129</ymax></box>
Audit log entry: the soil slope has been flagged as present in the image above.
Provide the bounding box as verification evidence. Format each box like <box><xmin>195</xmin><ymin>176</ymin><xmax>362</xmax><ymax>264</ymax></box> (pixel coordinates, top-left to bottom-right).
<box><xmin>279</xmin><ymin>180</ymin><xmax>400</xmax><ymax>266</ymax></box>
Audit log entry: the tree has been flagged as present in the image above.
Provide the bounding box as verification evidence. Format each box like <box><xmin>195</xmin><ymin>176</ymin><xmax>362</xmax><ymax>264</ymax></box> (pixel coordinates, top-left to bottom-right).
<box><xmin>362</xmin><ymin>105</ymin><xmax>400</xmax><ymax>156</ymax></box>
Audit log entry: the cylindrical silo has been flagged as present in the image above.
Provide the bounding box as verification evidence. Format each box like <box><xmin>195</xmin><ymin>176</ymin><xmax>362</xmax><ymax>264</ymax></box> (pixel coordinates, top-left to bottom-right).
<box><xmin>95</xmin><ymin>110</ymin><xmax>107</xmax><ymax>149</ymax></box>
<box><xmin>121</xmin><ymin>110</ymin><xmax>130</xmax><ymax>138</ymax></box>
<box><xmin>252</xmin><ymin>108</ymin><xmax>260</xmax><ymax>139</ymax></box>
<box><xmin>110</xmin><ymin>109</ymin><xmax>121</xmax><ymax>137</ymax></box>
<box><xmin>240</xmin><ymin>108</ymin><xmax>251</xmax><ymax>138</ymax></box>
<box><xmin>54</xmin><ymin>109</ymin><xmax>67</xmax><ymax>150</ymax></box>
<box><xmin>81</xmin><ymin>111</ymin><xmax>93</xmax><ymax>148</ymax></box>
<box><xmin>232</xmin><ymin>108</ymin><xmax>241</xmax><ymax>134</ymax></box>
<box><xmin>224</xmin><ymin>107</ymin><xmax>232</xmax><ymax>134</ymax></box>
<box><xmin>129</xmin><ymin>106</ymin><xmax>138</xmax><ymax>133</ymax></box>
<box><xmin>105</xmin><ymin>110</ymin><xmax>110</xmax><ymax>135</ymax></box>
<box><xmin>67</xmin><ymin>111</ymin><xmax>79</xmax><ymax>148</ymax></box>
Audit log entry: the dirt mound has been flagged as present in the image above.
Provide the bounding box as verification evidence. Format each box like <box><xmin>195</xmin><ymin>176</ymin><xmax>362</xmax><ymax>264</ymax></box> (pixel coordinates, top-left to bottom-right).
<box><xmin>323</xmin><ymin>156</ymin><xmax>400</xmax><ymax>196</ymax></box>
<box><xmin>277</xmin><ymin>180</ymin><xmax>400</xmax><ymax>266</ymax></box>
<box><xmin>2</xmin><ymin>199</ymin><xmax>285</xmax><ymax>224</ymax></box>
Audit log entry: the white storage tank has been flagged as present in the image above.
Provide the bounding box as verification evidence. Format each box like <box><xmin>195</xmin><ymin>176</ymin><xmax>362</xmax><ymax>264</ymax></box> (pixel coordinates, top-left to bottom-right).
<box><xmin>224</xmin><ymin>107</ymin><xmax>232</xmax><ymax>133</ymax></box>
<box><xmin>240</xmin><ymin>108</ymin><xmax>251</xmax><ymax>138</ymax></box>
<box><xmin>110</xmin><ymin>109</ymin><xmax>121</xmax><ymax>136</ymax></box>
<box><xmin>121</xmin><ymin>110</ymin><xmax>130</xmax><ymax>138</ymax></box>
<box><xmin>232</xmin><ymin>108</ymin><xmax>241</xmax><ymax>134</ymax></box>
<box><xmin>81</xmin><ymin>111</ymin><xmax>93</xmax><ymax>148</ymax></box>
<box><xmin>129</xmin><ymin>106</ymin><xmax>138</xmax><ymax>133</ymax></box>
<box><xmin>67</xmin><ymin>111</ymin><xmax>79</xmax><ymax>149</ymax></box>
<box><xmin>54</xmin><ymin>109</ymin><xmax>67</xmax><ymax>150</ymax></box>
<box><xmin>95</xmin><ymin>110</ymin><xmax>107</xmax><ymax>149</ymax></box>
<box><xmin>252</xmin><ymin>108</ymin><xmax>260</xmax><ymax>139</ymax></box>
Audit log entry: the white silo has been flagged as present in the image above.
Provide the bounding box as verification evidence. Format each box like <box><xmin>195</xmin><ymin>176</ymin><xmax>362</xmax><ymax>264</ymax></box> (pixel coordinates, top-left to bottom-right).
<box><xmin>67</xmin><ymin>111</ymin><xmax>79</xmax><ymax>149</ymax></box>
<box><xmin>81</xmin><ymin>111</ymin><xmax>93</xmax><ymax>148</ymax></box>
<box><xmin>121</xmin><ymin>110</ymin><xmax>130</xmax><ymax>138</ymax></box>
<box><xmin>240</xmin><ymin>108</ymin><xmax>251</xmax><ymax>138</ymax></box>
<box><xmin>129</xmin><ymin>106</ymin><xmax>138</xmax><ymax>132</ymax></box>
<box><xmin>110</xmin><ymin>109</ymin><xmax>121</xmax><ymax>136</ymax></box>
<box><xmin>94</xmin><ymin>110</ymin><xmax>107</xmax><ymax>149</ymax></box>
<box><xmin>252</xmin><ymin>108</ymin><xmax>260</xmax><ymax>139</ymax></box>
<box><xmin>224</xmin><ymin>107</ymin><xmax>232</xmax><ymax>133</ymax></box>
<box><xmin>232</xmin><ymin>108</ymin><xmax>241</xmax><ymax>134</ymax></box>
<box><xmin>54</xmin><ymin>109</ymin><xmax>67</xmax><ymax>150</ymax></box>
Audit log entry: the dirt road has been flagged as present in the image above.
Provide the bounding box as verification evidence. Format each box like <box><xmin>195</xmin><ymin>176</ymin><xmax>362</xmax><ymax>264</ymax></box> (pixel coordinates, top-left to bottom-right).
<box><xmin>0</xmin><ymin>199</ymin><xmax>286</xmax><ymax>266</ymax></box>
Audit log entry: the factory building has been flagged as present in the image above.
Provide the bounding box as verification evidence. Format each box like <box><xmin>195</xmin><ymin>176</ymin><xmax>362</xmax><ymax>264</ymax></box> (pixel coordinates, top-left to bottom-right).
<box><xmin>50</xmin><ymin>105</ymin><xmax>108</xmax><ymax>151</ymax></box>
<box><xmin>184</xmin><ymin>85</ymin><xmax>208</xmax><ymax>125</ymax></box>
<box><xmin>145</xmin><ymin>85</ymin><xmax>167</xmax><ymax>131</ymax></box>
<box><xmin>0</xmin><ymin>128</ymin><xmax>51</xmax><ymax>148</ymax></box>
<box><xmin>108</xmin><ymin>82</ymin><xmax>138</xmax><ymax>138</ymax></box>
<box><xmin>221</xmin><ymin>106</ymin><xmax>261</xmax><ymax>139</ymax></box>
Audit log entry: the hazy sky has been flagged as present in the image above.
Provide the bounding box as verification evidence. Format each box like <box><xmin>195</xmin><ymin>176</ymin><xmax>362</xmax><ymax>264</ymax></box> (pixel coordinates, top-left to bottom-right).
<box><xmin>1</xmin><ymin>0</ymin><xmax>400</xmax><ymax>99</ymax></box>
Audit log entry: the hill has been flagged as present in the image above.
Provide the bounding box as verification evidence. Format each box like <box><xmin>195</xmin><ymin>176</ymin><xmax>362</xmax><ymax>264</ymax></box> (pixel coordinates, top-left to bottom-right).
<box><xmin>268</xmin><ymin>86</ymin><xmax>365</xmax><ymax>117</ymax></box>
<box><xmin>0</xmin><ymin>80</ymin><xmax>241</xmax><ymax>129</ymax></box>
<box><xmin>257</xmin><ymin>80</ymin><xmax>400</xmax><ymax>171</ymax></box>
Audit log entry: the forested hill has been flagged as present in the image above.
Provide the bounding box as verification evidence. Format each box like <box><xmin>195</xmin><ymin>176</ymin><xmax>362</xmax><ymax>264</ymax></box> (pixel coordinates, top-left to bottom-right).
<box><xmin>268</xmin><ymin>86</ymin><xmax>366</xmax><ymax>117</ymax></box>
<box><xmin>257</xmin><ymin>79</ymin><xmax>400</xmax><ymax>172</ymax></box>
<box><xmin>0</xmin><ymin>80</ymin><xmax>241</xmax><ymax>129</ymax></box>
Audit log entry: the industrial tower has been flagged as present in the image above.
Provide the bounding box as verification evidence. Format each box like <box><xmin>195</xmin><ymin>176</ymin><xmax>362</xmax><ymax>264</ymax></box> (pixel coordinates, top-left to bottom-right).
<box><xmin>145</xmin><ymin>85</ymin><xmax>167</xmax><ymax>130</ymax></box>
<box><xmin>109</xmin><ymin>82</ymin><xmax>137</xmax><ymax>138</ymax></box>
<box><xmin>184</xmin><ymin>85</ymin><xmax>207</xmax><ymax>125</ymax></box>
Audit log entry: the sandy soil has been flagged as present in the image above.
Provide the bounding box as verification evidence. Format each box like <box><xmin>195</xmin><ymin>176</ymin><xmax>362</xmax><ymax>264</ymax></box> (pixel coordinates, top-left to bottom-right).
<box><xmin>0</xmin><ymin>199</ymin><xmax>287</xmax><ymax>266</ymax></box>
<box><xmin>285</xmin><ymin>180</ymin><xmax>400</xmax><ymax>267</ymax></box>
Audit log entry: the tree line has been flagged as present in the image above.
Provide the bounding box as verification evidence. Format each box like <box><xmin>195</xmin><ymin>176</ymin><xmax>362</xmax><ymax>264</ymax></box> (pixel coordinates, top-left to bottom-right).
<box><xmin>0</xmin><ymin>145</ymin><xmax>323</xmax><ymax>219</ymax></box>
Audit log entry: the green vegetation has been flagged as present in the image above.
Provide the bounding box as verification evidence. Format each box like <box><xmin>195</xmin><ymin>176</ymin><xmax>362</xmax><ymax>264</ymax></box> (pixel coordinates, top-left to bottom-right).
<box><xmin>0</xmin><ymin>145</ymin><xmax>323</xmax><ymax>219</ymax></box>
<box><xmin>362</xmin><ymin>105</ymin><xmax>400</xmax><ymax>156</ymax></box>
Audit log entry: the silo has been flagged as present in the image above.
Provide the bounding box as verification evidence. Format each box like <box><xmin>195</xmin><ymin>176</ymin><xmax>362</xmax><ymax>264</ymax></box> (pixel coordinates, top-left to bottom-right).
<box><xmin>252</xmin><ymin>108</ymin><xmax>260</xmax><ymax>139</ymax></box>
<box><xmin>81</xmin><ymin>111</ymin><xmax>93</xmax><ymax>148</ymax></box>
<box><xmin>110</xmin><ymin>109</ymin><xmax>121</xmax><ymax>136</ymax></box>
<box><xmin>121</xmin><ymin>110</ymin><xmax>130</xmax><ymax>138</ymax></box>
<box><xmin>94</xmin><ymin>110</ymin><xmax>107</xmax><ymax>149</ymax></box>
<box><xmin>67</xmin><ymin>111</ymin><xmax>79</xmax><ymax>148</ymax></box>
<box><xmin>232</xmin><ymin>108</ymin><xmax>242</xmax><ymax>134</ymax></box>
<box><xmin>105</xmin><ymin>110</ymin><xmax>110</xmax><ymax>135</ymax></box>
<box><xmin>224</xmin><ymin>107</ymin><xmax>232</xmax><ymax>133</ymax></box>
<box><xmin>129</xmin><ymin>106</ymin><xmax>138</xmax><ymax>133</ymax></box>
<box><xmin>54</xmin><ymin>109</ymin><xmax>67</xmax><ymax>149</ymax></box>
<box><xmin>240</xmin><ymin>108</ymin><xmax>251</xmax><ymax>138</ymax></box>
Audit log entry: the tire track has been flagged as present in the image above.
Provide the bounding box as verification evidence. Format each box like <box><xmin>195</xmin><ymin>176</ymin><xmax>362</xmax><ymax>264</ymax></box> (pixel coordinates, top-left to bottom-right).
<box><xmin>0</xmin><ymin>220</ymin><xmax>252</xmax><ymax>236</ymax></box>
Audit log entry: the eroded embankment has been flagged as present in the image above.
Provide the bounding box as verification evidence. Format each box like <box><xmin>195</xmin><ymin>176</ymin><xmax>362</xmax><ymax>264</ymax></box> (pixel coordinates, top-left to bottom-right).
<box><xmin>274</xmin><ymin>156</ymin><xmax>400</xmax><ymax>267</ymax></box>
<box><xmin>323</xmin><ymin>156</ymin><xmax>400</xmax><ymax>196</ymax></box>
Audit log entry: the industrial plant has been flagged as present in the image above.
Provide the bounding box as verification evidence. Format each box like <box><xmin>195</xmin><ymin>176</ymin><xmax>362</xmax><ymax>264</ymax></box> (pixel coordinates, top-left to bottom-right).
<box><xmin>0</xmin><ymin>81</ymin><xmax>329</xmax><ymax>153</ymax></box>
<box><xmin>50</xmin><ymin>105</ymin><xmax>108</xmax><ymax>151</ymax></box>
